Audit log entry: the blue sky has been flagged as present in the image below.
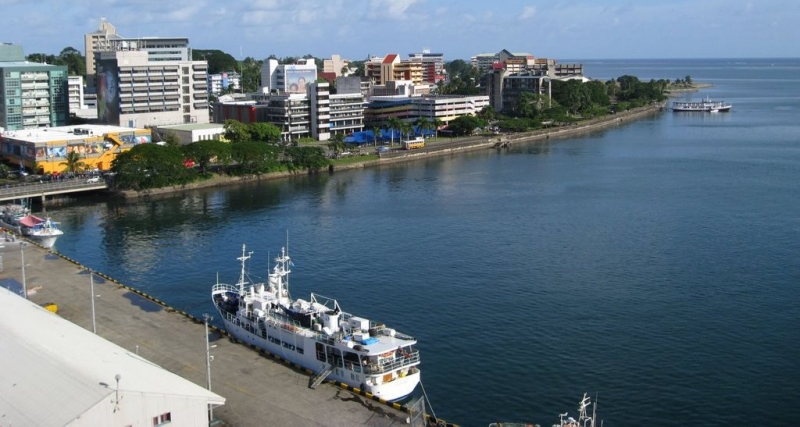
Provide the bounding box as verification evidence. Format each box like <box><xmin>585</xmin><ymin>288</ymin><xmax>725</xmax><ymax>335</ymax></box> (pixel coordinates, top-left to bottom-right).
<box><xmin>4</xmin><ymin>0</ymin><xmax>798</xmax><ymax>61</ymax></box>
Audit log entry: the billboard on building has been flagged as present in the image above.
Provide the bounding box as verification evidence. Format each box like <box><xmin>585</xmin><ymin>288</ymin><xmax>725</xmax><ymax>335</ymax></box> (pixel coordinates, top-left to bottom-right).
<box><xmin>96</xmin><ymin>59</ymin><xmax>120</xmax><ymax>125</ymax></box>
<box><xmin>284</xmin><ymin>66</ymin><xmax>316</xmax><ymax>93</ymax></box>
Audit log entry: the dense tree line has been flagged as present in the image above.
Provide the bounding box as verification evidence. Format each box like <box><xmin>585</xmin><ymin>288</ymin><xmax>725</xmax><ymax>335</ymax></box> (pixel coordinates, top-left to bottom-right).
<box><xmin>110</xmin><ymin>120</ymin><xmax>329</xmax><ymax>191</ymax></box>
<box><xmin>26</xmin><ymin>47</ymin><xmax>85</xmax><ymax>76</ymax></box>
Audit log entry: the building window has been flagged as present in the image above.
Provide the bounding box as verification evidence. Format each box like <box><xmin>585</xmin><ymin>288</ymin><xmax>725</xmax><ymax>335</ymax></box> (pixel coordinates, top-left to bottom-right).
<box><xmin>152</xmin><ymin>412</ymin><xmax>171</xmax><ymax>426</ymax></box>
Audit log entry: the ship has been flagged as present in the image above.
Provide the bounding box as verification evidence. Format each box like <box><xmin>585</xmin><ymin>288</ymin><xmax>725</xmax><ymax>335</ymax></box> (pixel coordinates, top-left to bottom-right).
<box><xmin>1</xmin><ymin>203</ymin><xmax>64</xmax><ymax>248</ymax></box>
<box><xmin>671</xmin><ymin>96</ymin><xmax>732</xmax><ymax>112</ymax></box>
<box><xmin>488</xmin><ymin>393</ymin><xmax>600</xmax><ymax>427</ymax></box>
<box><xmin>211</xmin><ymin>244</ymin><xmax>421</xmax><ymax>401</ymax></box>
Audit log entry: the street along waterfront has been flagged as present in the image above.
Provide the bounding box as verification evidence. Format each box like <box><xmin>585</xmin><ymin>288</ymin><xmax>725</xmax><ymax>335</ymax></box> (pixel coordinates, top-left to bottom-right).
<box><xmin>48</xmin><ymin>58</ymin><xmax>800</xmax><ymax>427</ymax></box>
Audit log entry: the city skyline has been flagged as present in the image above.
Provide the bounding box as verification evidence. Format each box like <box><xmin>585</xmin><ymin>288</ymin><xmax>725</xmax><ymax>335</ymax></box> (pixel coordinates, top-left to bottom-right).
<box><xmin>4</xmin><ymin>0</ymin><xmax>798</xmax><ymax>62</ymax></box>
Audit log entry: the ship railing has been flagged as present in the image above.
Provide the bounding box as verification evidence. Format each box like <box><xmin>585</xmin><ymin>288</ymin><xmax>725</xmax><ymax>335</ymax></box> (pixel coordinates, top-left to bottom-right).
<box><xmin>363</xmin><ymin>351</ymin><xmax>420</xmax><ymax>375</ymax></box>
<box><xmin>212</xmin><ymin>283</ymin><xmax>239</xmax><ymax>294</ymax></box>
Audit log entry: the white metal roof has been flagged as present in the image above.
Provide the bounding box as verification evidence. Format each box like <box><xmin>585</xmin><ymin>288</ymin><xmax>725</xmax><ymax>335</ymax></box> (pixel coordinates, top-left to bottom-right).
<box><xmin>0</xmin><ymin>287</ymin><xmax>224</xmax><ymax>426</ymax></box>
<box><xmin>1</xmin><ymin>124</ymin><xmax>146</xmax><ymax>144</ymax></box>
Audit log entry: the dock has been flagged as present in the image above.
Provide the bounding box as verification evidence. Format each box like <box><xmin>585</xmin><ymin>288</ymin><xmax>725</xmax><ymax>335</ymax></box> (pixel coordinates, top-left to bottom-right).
<box><xmin>0</xmin><ymin>239</ymin><xmax>419</xmax><ymax>426</ymax></box>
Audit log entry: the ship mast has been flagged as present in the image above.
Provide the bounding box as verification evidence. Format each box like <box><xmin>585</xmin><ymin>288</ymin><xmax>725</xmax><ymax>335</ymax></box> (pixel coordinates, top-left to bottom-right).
<box><xmin>237</xmin><ymin>244</ymin><xmax>252</xmax><ymax>300</ymax></box>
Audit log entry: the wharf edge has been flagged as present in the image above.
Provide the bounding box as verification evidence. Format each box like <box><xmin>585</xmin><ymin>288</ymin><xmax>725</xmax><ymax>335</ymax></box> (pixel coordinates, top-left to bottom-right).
<box><xmin>2</xmin><ymin>236</ymin><xmax>456</xmax><ymax>426</ymax></box>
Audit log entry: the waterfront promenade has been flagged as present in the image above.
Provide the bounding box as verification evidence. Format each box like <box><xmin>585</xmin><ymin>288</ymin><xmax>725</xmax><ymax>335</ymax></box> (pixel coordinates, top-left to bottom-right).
<box><xmin>0</xmin><ymin>240</ymin><xmax>414</xmax><ymax>426</ymax></box>
<box><xmin>123</xmin><ymin>102</ymin><xmax>665</xmax><ymax>199</ymax></box>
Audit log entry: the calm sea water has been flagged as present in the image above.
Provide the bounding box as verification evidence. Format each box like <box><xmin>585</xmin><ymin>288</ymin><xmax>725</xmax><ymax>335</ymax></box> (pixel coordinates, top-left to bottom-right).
<box><xmin>50</xmin><ymin>58</ymin><xmax>800</xmax><ymax>427</ymax></box>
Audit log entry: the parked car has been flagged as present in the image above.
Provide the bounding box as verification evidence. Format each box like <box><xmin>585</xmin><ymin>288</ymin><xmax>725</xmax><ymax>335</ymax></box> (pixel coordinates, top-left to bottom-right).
<box><xmin>86</xmin><ymin>176</ymin><xmax>101</xmax><ymax>184</ymax></box>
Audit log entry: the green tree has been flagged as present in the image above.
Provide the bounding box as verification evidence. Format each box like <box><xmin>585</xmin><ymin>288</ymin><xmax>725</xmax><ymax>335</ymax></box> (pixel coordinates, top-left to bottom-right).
<box><xmin>447</xmin><ymin>115</ymin><xmax>481</xmax><ymax>136</ymax></box>
<box><xmin>59</xmin><ymin>151</ymin><xmax>87</xmax><ymax>174</ymax></box>
<box><xmin>285</xmin><ymin>146</ymin><xmax>329</xmax><ymax>173</ymax></box>
<box><xmin>231</xmin><ymin>140</ymin><xmax>280</xmax><ymax>175</ymax></box>
<box><xmin>372</xmin><ymin>126</ymin><xmax>382</xmax><ymax>146</ymax></box>
<box><xmin>327</xmin><ymin>134</ymin><xmax>347</xmax><ymax>158</ymax></box>
<box><xmin>415</xmin><ymin>116</ymin><xmax>432</xmax><ymax>139</ymax></box>
<box><xmin>192</xmin><ymin>49</ymin><xmax>238</xmax><ymax>74</ymax></box>
<box><xmin>387</xmin><ymin>117</ymin><xmax>402</xmax><ymax>146</ymax></box>
<box><xmin>224</xmin><ymin>120</ymin><xmax>251</xmax><ymax>143</ymax></box>
<box><xmin>432</xmin><ymin>118</ymin><xmax>443</xmax><ymax>140</ymax></box>
<box><xmin>111</xmin><ymin>144</ymin><xmax>193</xmax><ymax>190</ymax></box>
<box><xmin>161</xmin><ymin>130</ymin><xmax>181</xmax><ymax>147</ymax></box>
<box><xmin>182</xmin><ymin>139</ymin><xmax>231</xmax><ymax>175</ymax></box>
<box><xmin>249</xmin><ymin>122</ymin><xmax>282</xmax><ymax>143</ymax></box>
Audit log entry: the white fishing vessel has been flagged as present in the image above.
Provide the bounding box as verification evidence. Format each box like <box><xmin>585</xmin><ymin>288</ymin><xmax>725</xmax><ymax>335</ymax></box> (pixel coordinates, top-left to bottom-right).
<box><xmin>553</xmin><ymin>393</ymin><xmax>598</xmax><ymax>427</ymax></box>
<box><xmin>488</xmin><ymin>393</ymin><xmax>600</xmax><ymax>427</ymax></box>
<box><xmin>19</xmin><ymin>215</ymin><xmax>63</xmax><ymax>248</ymax></box>
<box><xmin>1</xmin><ymin>203</ymin><xmax>64</xmax><ymax>248</ymax></box>
<box><xmin>672</xmin><ymin>96</ymin><xmax>732</xmax><ymax>112</ymax></box>
<box><xmin>211</xmin><ymin>244</ymin><xmax>421</xmax><ymax>401</ymax></box>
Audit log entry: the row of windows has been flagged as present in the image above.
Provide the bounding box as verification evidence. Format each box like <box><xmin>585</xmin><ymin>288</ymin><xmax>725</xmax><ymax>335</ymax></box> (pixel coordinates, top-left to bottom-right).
<box><xmin>266</xmin><ymin>335</ymin><xmax>305</xmax><ymax>354</ymax></box>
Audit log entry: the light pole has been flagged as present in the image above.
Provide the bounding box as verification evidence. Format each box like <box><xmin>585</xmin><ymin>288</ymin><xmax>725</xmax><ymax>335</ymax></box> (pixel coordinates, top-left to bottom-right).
<box><xmin>20</xmin><ymin>242</ymin><xmax>27</xmax><ymax>299</ymax></box>
<box><xmin>89</xmin><ymin>269</ymin><xmax>96</xmax><ymax>333</ymax></box>
<box><xmin>203</xmin><ymin>313</ymin><xmax>217</xmax><ymax>422</ymax></box>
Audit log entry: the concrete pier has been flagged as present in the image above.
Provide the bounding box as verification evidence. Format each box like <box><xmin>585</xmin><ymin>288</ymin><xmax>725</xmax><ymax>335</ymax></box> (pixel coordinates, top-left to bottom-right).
<box><xmin>0</xmin><ymin>239</ymin><xmax>414</xmax><ymax>427</ymax></box>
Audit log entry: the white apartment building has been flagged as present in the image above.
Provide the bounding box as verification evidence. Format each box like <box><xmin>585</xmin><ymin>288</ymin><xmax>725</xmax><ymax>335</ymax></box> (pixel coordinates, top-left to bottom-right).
<box><xmin>207</xmin><ymin>72</ymin><xmax>241</xmax><ymax>95</ymax></box>
<box><xmin>96</xmin><ymin>49</ymin><xmax>209</xmax><ymax>128</ymax></box>
<box><xmin>260</xmin><ymin>58</ymin><xmax>317</xmax><ymax>94</ymax></box>
<box><xmin>328</xmin><ymin>93</ymin><xmax>365</xmax><ymax>138</ymax></box>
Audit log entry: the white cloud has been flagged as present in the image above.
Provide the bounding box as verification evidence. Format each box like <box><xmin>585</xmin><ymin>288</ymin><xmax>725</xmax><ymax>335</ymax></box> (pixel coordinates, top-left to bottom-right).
<box><xmin>520</xmin><ymin>6</ymin><xmax>536</xmax><ymax>20</ymax></box>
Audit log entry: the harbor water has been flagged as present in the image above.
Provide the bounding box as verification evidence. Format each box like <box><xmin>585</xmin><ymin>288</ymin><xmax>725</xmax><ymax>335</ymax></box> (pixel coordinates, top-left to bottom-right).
<box><xmin>48</xmin><ymin>58</ymin><xmax>800</xmax><ymax>426</ymax></box>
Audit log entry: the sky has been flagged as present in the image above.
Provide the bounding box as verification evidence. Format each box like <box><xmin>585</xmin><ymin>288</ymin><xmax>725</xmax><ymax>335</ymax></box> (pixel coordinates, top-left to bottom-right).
<box><xmin>3</xmin><ymin>0</ymin><xmax>798</xmax><ymax>62</ymax></box>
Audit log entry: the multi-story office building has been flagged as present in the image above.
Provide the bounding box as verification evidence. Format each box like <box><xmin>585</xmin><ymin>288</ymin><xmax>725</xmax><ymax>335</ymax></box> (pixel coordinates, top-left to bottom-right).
<box><xmin>96</xmin><ymin>49</ymin><xmax>208</xmax><ymax>128</ymax></box>
<box><xmin>0</xmin><ymin>44</ymin><xmax>69</xmax><ymax>131</ymax></box>
<box><xmin>471</xmin><ymin>49</ymin><xmax>535</xmax><ymax>74</ymax></box>
<box><xmin>327</xmin><ymin>91</ymin><xmax>365</xmax><ymax>139</ymax></box>
<box><xmin>365</xmin><ymin>54</ymin><xmax>424</xmax><ymax>86</ymax></box>
<box><xmin>364</xmin><ymin>94</ymin><xmax>489</xmax><ymax>129</ymax></box>
<box><xmin>408</xmin><ymin>50</ymin><xmax>445</xmax><ymax>84</ymax></box>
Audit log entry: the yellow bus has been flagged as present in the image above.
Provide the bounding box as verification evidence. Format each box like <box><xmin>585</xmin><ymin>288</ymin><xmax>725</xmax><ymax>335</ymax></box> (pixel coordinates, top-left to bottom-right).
<box><xmin>402</xmin><ymin>137</ymin><xmax>425</xmax><ymax>150</ymax></box>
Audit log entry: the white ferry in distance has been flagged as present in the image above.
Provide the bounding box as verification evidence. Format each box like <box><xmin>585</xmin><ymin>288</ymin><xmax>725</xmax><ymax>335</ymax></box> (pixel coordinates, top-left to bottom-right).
<box><xmin>211</xmin><ymin>244</ymin><xmax>421</xmax><ymax>401</ymax></box>
<box><xmin>672</xmin><ymin>96</ymin><xmax>732</xmax><ymax>112</ymax></box>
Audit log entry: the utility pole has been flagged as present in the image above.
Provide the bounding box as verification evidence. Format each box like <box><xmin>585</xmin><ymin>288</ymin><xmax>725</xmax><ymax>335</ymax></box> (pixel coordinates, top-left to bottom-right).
<box><xmin>20</xmin><ymin>242</ymin><xmax>27</xmax><ymax>299</ymax></box>
<box><xmin>90</xmin><ymin>269</ymin><xmax>96</xmax><ymax>333</ymax></box>
<box><xmin>203</xmin><ymin>313</ymin><xmax>216</xmax><ymax>422</ymax></box>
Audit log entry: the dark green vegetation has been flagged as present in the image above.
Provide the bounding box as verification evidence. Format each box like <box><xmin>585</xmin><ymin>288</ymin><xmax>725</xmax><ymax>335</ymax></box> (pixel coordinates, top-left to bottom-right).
<box><xmin>109</xmin><ymin>121</ymin><xmax>329</xmax><ymax>191</ymax></box>
<box><xmin>435</xmin><ymin>64</ymin><xmax>673</xmax><ymax>135</ymax></box>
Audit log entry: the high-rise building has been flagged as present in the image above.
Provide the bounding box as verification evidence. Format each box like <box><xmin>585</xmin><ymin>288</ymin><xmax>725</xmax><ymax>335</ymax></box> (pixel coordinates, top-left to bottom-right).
<box><xmin>408</xmin><ymin>50</ymin><xmax>445</xmax><ymax>84</ymax></box>
<box><xmin>84</xmin><ymin>18</ymin><xmax>120</xmax><ymax>91</ymax></box>
<box><xmin>96</xmin><ymin>49</ymin><xmax>208</xmax><ymax>127</ymax></box>
<box><xmin>0</xmin><ymin>44</ymin><xmax>69</xmax><ymax>131</ymax></box>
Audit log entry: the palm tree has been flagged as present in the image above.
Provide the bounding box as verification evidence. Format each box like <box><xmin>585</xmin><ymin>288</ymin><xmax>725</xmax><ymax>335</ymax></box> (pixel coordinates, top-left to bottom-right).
<box><xmin>400</xmin><ymin>122</ymin><xmax>413</xmax><ymax>142</ymax></box>
<box><xmin>416</xmin><ymin>116</ymin><xmax>432</xmax><ymax>139</ymax></box>
<box><xmin>432</xmin><ymin>118</ymin><xmax>443</xmax><ymax>140</ymax></box>
<box><xmin>387</xmin><ymin>117</ymin><xmax>402</xmax><ymax>147</ymax></box>
<box><xmin>326</xmin><ymin>134</ymin><xmax>346</xmax><ymax>158</ymax></box>
<box><xmin>60</xmin><ymin>151</ymin><xmax>86</xmax><ymax>176</ymax></box>
<box><xmin>372</xmin><ymin>127</ymin><xmax>381</xmax><ymax>147</ymax></box>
